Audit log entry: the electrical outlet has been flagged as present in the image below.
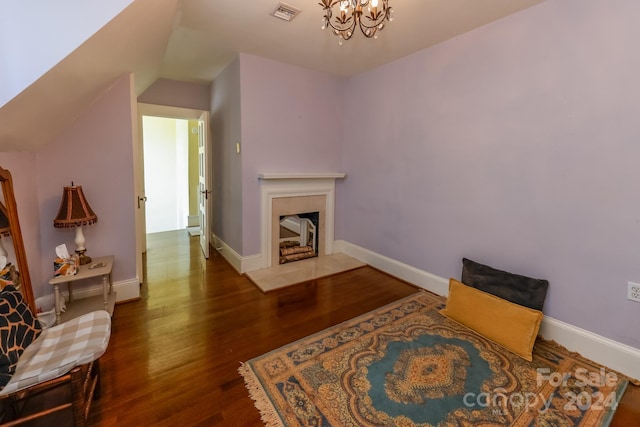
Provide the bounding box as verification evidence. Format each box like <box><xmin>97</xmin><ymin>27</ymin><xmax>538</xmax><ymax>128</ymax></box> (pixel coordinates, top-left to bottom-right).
<box><xmin>628</xmin><ymin>282</ymin><xmax>640</xmax><ymax>302</ymax></box>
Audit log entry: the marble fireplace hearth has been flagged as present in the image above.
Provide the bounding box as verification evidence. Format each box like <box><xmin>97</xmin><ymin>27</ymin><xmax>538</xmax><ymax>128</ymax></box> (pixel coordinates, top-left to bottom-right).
<box><xmin>245</xmin><ymin>253</ymin><xmax>365</xmax><ymax>292</ymax></box>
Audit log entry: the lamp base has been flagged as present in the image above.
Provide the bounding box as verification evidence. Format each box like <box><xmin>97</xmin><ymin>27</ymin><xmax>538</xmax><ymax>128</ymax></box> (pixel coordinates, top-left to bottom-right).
<box><xmin>75</xmin><ymin>250</ymin><xmax>92</xmax><ymax>265</ymax></box>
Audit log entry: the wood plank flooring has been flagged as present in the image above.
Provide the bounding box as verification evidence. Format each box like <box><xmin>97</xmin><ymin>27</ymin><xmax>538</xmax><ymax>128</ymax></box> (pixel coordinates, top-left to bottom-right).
<box><xmin>88</xmin><ymin>231</ymin><xmax>418</xmax><ymax>426</ymax></box>
<box><xmin>84</xmin><ymin>230</ymin><xmax>638</xmax><ymax>426</ymax></box>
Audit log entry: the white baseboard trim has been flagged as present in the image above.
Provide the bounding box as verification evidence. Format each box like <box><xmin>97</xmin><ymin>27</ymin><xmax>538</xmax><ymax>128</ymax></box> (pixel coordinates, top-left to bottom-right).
<box><xmin>210</xmin><ymin>231</ymin><xmax>219</xmax><ymax>249</ymax></box>
<box><xmin>335</xmin><ymin>240</ymin><xmax>449</xmax><ymax>296</ymax></box>
<box><xmin>241</xmin><ymin>254</ymin><xmax>264</xmax><ymax>274</ymax></box>
<box><xmin>56</xmin><ymin>278</ymin><xmax>140</xmax><ymax>303</ymax></box>
<box><xmin>335</xmin><ymin>240</ymin><xmax>640</xmax><ymax>381</ymax></box>
<box><xmin>214</xmin><ymin>235</ymin><xmax>241</xmax><ymax>272</ymax></box>
<box><xmin>540</xmin><ymin>316</ymin><xmax>640</xmax><ymax>381</ymax></box>
<box><xmin>187</xmin><ymin>215</ymin><xmax>199</xmax><ymax>227</ymax></box>
<box><xmin>212</xmin><ymin>235</ymin><xmax>263</xmax><ymax>274</ymax></box>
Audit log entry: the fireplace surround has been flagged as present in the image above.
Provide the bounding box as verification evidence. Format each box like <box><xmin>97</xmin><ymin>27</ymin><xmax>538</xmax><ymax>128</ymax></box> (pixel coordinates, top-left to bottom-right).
<box><xmin>258</xmin><ymin>173</ymin><xmax>345</xmax><ymax>269</ymax></box>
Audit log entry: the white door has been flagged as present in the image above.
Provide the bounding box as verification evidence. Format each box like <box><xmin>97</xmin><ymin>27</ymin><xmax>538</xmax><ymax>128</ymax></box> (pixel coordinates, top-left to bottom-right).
<box><xmin>134</xmin><ymin>110</ymin><xmax>148</xmax><ymax>285</ymax></box>
<box><xmin>198</xmin><ymin>111</ymin><xmax>211</xmax><ymax>258</ymax></box>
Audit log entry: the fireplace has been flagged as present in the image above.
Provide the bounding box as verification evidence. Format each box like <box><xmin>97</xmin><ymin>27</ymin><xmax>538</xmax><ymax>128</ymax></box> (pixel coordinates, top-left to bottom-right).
<box><xmin>258</xmin><ymin>173</ymin><xmax>345</xmax><ymax>270</ymax></box>
<box><xmin>279</xmin><ymin>212</ymin><xmax>319</xmax><ymax>264</ymax></box>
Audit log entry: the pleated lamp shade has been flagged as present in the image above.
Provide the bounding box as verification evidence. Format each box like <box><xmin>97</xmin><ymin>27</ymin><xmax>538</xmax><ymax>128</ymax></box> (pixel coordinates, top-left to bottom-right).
<box><xmin>53</xmin><ymin>186</ymin><xmax>98</xmax><ymax>228</ymax></box>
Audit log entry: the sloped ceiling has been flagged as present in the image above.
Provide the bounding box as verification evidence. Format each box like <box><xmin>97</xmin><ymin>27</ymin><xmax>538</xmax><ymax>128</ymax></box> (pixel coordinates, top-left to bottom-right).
<box><xmin>0</xmin><ymin>0</ymin><xmax>544</xmax><ymax>152</ymax></box>
<box><xmin>0</xmin><ymin>0</ymin><xmax>179</xmax><ymax>152</ymax></box>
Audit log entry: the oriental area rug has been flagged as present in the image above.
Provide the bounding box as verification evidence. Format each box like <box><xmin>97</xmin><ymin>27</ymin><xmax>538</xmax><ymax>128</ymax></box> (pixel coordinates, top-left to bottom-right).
<box><xmin>239</xmin><ymin>291</ymin><xmax>629</xmax><ymax>427</ymax></box>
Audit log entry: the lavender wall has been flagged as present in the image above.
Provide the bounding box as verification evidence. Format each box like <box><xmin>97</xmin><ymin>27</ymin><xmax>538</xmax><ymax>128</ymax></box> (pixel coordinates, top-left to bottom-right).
<box><xmin>138</xmin><ymin>78</ymin><xmax>211</xmax><ymax>111</ymax></box>
<box><xmin>337</xmin><ymin>0</ymin><xmax>640</xmax><ymax>348</ymax></box>
<box><xmin>239</xmin><ymin>54</ymin><xmax>344</xmax><ymax>256</ymax></box>
<box><xmin>0</xmin><ymin>152</ymin><xmax>43</xmax><ymax>293</ymax></box>
<box><xmin>36</xmin><ymin>75</ymin><xmax>137</xmax><ymax>294</ymax></box>
<box><xmin>210</xmin><ymin>57</ymin><xmax>243</xmax><ymax>252</ymax></box>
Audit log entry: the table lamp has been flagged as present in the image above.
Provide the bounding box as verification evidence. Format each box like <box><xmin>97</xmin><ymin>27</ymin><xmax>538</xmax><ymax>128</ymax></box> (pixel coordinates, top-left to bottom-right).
<box><xmin>53</xmin><ymin>184</ymin><xmax>98</xmax><ymax>265</ymax></box>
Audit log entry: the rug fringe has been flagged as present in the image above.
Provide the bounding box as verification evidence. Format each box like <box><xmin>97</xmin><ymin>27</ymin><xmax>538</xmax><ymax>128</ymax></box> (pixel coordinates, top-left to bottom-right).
<box><xmin>238</xmin><ymin>362</ymin><xmax>286</xmax><ymax>427</ymax></box>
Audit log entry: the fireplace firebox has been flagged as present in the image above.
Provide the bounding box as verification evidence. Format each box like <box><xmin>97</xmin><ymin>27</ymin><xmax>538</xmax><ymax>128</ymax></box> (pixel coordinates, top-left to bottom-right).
<box><xmin>279</xmin><ymin>212</ymin><xmax>319</xmax><ymax>264</ymax></box>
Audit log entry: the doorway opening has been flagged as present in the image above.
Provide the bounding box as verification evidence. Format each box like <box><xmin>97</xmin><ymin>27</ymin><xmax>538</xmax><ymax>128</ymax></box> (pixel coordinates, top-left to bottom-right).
<box><xmin>142</xmin><ymin>116</ymin><xmax>199</xmax><ymax>233</ymax></box>
<box><xmin>135</xmin><ymin>104</ymin><xmax>212</xmax><ymax>284</ymax></box>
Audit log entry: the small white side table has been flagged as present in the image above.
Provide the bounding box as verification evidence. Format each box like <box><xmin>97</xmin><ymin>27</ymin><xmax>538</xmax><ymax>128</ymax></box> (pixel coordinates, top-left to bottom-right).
<box><xmin>48</xmin><ymin>255</ymin><xmax>115</xmax><ymax>324</ymax></box>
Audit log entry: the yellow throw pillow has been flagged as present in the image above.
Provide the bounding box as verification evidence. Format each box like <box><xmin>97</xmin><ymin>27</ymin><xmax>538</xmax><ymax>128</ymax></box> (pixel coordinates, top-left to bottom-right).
<box><xmin>441</xmin><ymin>278</ymin><xmax>543</xmax><ymax>362</ymax></box>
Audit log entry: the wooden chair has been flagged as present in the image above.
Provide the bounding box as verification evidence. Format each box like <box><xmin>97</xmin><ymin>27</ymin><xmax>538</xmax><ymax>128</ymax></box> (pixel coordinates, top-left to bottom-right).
<box><xmin>0</xmin><ymin>310</ymin><xmax>111</xmax><ymax>426</ymax></box>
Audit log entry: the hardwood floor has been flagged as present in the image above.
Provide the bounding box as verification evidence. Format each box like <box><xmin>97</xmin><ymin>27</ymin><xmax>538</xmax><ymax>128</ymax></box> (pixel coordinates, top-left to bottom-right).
<box><xmin>88</xmin><ymin>231</ymin><xmax>418</xmax><ymax>426</ymax></box>
<box><xmin>83</xmin><ymin>230</ymin><xmax>638</xmax><ymax>426</ymax></box>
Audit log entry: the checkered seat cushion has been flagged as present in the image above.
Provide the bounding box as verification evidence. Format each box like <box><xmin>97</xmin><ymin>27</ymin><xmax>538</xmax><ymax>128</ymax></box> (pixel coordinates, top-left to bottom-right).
<box><xmin>0</xmin><ymin>310</ymin><xmax>111</xmax><ymax>395</ymax></box>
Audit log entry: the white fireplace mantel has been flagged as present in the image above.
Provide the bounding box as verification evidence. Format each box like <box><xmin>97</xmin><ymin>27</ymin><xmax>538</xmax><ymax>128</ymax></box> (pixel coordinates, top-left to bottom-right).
<box><xmin>258</xmin><ymin>172</ymin><xmax>346</xmax><ymax>180</ymax></box>
<box><xmin>257</xmin><ymin>172</ymin><xmax>345</xmax><ymax>270</ymax></box>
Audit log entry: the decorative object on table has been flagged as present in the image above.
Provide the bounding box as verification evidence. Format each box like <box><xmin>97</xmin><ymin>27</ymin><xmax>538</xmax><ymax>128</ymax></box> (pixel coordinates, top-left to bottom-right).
<box><xmin>53</xmin><ymin>184</ymin><xmax>98</xmax><ymax>265</ymax></box>
<box><xmin>52</xmin><ymin>243</ymin><xmax>78</xmax><ymax>277</ymax></box>
<box><xmin>239</xmin><ymin>291</ymin><xmax>629</xmax><ymax>427</ymax></box>
<box><xmin>319</xmin><ymin>0</ymin><xmax>393</xmax><ymax>44</ymax></box>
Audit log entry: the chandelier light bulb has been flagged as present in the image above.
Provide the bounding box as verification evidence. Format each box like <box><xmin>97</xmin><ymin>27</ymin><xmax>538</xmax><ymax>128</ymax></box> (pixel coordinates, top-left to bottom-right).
<box><xmin>372</xmin><ymin>0</ymin><xmax>379</xmax><ymax>7</ymax></box>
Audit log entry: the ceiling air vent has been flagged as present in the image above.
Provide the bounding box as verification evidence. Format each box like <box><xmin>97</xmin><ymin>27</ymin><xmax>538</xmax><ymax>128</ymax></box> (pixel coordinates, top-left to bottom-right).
<box><xmin>272</xmin><ymin>3</ymin><xmax>302</xmax><ymax>22</ymax></box>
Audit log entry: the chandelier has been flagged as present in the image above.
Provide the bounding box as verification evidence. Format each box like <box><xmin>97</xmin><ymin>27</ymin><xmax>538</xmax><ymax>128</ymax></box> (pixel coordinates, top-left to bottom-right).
<box><xmin>320</xmin><ymin>0</ymin><xmax>394</xmax><ymax>43</ymax></box>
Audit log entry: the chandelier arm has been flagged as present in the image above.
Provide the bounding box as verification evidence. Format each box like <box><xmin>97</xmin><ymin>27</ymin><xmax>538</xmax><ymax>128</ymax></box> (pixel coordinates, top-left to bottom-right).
<box><xmin>321</xmin><ymin>0</ymin><xmax>391</xmax><ymax>41</ymax></box>
<box><xmin>357</xmin><ymin>14</ymin><xmax>385</xmax><ymax>38</ymax></box>
<box><xmin>325</xmin><ymin>20</ymin><xmax>357</xmax><ymax>38</ymax></box>
<box><xmin>359</xmin><ymin>13</ymin><xmax>386</xmax><ymax>29</ymax></box>
<box><xmin>323</xmin><ymin>9</ymin><xmax>357</xmax><ymax>39</ymax></box>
